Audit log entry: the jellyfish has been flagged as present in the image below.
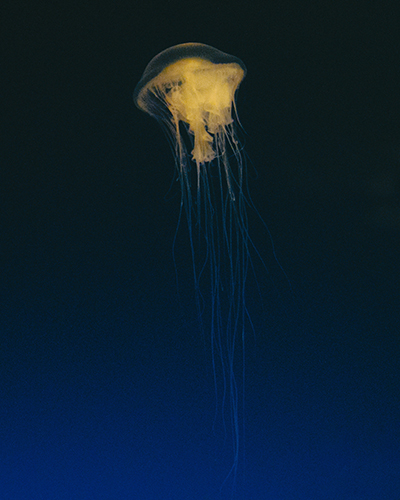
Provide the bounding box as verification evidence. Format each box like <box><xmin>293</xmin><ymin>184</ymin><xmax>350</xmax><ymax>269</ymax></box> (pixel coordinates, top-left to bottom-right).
<box><xmin>134</xmin><ymin>43</ymin><xmax>250</xmax><ymax>493</ymax></box>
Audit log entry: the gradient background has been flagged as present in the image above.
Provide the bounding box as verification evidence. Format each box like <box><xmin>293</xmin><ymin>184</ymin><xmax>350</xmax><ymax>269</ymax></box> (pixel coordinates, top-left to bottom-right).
<box><xmin>2</xmin><ymin>0</ymin><xmax>399</xmax><ymax>499</ymax></box>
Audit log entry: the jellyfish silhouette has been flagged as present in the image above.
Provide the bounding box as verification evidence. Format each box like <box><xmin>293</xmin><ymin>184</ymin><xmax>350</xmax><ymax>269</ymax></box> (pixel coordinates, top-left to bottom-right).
<box><xmin>134</xmin><ymin>42</ymin><xmax>252</xmax><ymax>494</ymax></box>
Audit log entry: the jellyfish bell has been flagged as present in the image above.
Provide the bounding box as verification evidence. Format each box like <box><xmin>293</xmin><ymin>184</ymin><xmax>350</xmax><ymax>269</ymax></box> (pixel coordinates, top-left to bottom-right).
<box><xmin>134</xmin><ymin>42</ymin><xmax>246</xmax><ymax>167</ymax></box>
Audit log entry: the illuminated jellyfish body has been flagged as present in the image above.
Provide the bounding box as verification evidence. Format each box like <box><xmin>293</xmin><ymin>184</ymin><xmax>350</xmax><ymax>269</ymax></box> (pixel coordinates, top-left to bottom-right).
<box><xmin>134</xmin><ymin>43</ymin><xmax>250</xmax><ymax>491</ymax></box>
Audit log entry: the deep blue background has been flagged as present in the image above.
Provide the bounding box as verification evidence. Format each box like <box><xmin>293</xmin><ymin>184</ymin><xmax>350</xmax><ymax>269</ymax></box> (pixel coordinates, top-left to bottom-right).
<box><xmin>1</xmin><ymin>0</ymin><xmax>399</xmax><ymax>498</ymax></box>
